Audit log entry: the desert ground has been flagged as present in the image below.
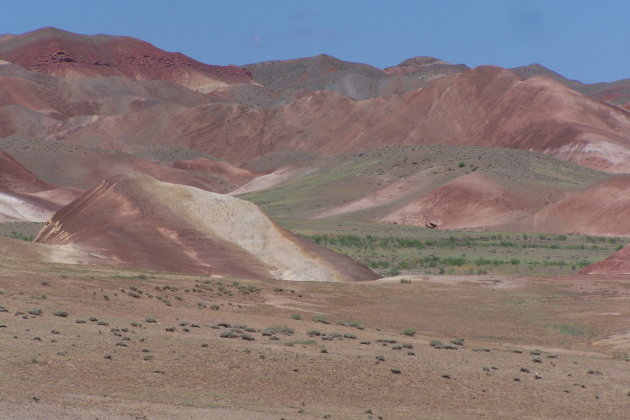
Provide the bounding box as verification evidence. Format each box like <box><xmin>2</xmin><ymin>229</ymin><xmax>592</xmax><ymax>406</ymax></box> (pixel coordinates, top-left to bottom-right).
<box><xmin>1</xmin><ymin>219</ymin><xmax>629</xmax><ymax>419</ymax></box>
<box><xmin>1</xmin><ymin>27</ymin><xmax>630</xmax><ymax>419</ymax></box>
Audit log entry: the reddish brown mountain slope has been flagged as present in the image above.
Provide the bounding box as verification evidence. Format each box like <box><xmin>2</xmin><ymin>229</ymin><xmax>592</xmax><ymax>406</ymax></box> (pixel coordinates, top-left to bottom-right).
<box><xmin>172</xmin><ymin>158</ymin><xmax>261</xmax><ymax>187</ymax></box>
<box><xmin>56</xmin><ymin>65</ymin><xmax>630</xmax><ymax>171</ymax></box>
<box><xmin>526</xmin><ymin>176</ymin><xmax>630</xmax><ymax>236</ymax></box>
<box><xmin>0</xmin><ymin>150</ymin><xmax>52</xmax><ymax>193</ymax></box>
<box><xmin>35</xmin><ymin>173</ymin><xmax>378</xmax><ymax>281</ymax></box>
<box><xmin>384</xmin><ymin>56</ymin><xmax>468</xmax><ymax>79</ymax></box>
<box><xmin>380</xmin><ymin>172</ymin><xmax>532</xmax><ymax>230</ymax></box>
<box><xmin>581</xmin><ymin>246</ymin><xmax>630</xmax><ymax>274</ymax></box>
<box><xmin>0</xmin><ymin>151</ymin><xmax>82</xmax><ymax>222</ymax></box>
<box><xmin>0</xmin><ymin>27</ymin><xmax>253</xmax><ymax>92</ymax></box>
<box><xmin>4</xmin><ymin>64</ymin><xmax>630</xmax><ymax>183</ymax></box>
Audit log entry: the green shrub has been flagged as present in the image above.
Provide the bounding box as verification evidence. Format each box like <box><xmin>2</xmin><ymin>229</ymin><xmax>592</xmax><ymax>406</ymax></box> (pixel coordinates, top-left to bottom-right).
<box><xmin>337</xmin><ymin>320</ymin><xmax>364</xmax><ymax>329</ymax></box>
<box><xmin>402</xmin><ymin>328</ymin><xmax>416</xmax><ymax>336</ymax></box>
<box><xmin>312</xmin><ymin>316</ymin><xmax>331</xmax><ymax>324</ymax></box>
<box><xmin>284</xmin><ymin>340</ymin><xmax>316</xmax><ymax>346</ymax></box>
<box><xmin>430</xmin><ymin>340</ymin><xmax>444</xmax><ymax>348</ymax></box>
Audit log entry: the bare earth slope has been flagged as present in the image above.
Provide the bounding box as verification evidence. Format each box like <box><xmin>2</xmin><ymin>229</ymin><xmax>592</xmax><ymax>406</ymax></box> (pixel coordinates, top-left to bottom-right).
<box><xmin>0</xmin><ymin>151</ymin><xmax>82</xmax><ymax>222</ymax></box>
<box><xmin>527</xmin><ymin>176</ymin><xmax>630</xmax><ymax>236</ymax></box>
<box><xmin>582</xmin><ymin>245</ymin><xmax>630</xmax><ymax>274</ymax></box>
<box><xmin>35</xmin><ymin>173</ymin><xmax>378</xmax><ymax>282</ymax></box>
<box><xmin>380</xmin><ymin>172</ymin><xmax>530</xmax><ymax>230</ymax></box>
<box><xmin>244</xmin><ymin>53</ymin><xmax>427</xmax><ymax>100</ymax></box>
<box><xmin>0</xmin><ymin>27</ymin><xmax>253</xmax><ymax>92</ymax></box>
<box><xmin>3</xmin><ymin>58</ymin><xmax>630</xmax><ymax>177</ymax></box>
<box><xmin>239</xmin><ymin>145</ymin><xmax>630</xmax><ymax>236</ymax></box>
<box><xmin>47</xmin><ymin>66</ymin><xmax>630</xmax><ymax>172</ymax></box>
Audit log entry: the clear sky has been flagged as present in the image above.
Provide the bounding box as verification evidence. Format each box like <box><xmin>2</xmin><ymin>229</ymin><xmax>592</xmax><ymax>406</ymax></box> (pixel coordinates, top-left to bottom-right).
<box><xmin>3</xmin><ymin>0</ymin><xmax>629</xmax><ymax>83</ymax></box>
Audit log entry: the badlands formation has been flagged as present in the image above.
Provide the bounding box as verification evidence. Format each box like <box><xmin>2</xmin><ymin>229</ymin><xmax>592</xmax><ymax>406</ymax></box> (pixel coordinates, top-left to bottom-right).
<box><xmin>0</xmin><ymin>27</ymin><xmax>629</xmax><ymax>419</ymax></box>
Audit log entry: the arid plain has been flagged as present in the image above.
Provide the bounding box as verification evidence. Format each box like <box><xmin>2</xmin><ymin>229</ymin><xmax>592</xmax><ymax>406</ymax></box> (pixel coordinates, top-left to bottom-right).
<box><xmin>0</xmin><ymin>28</ymin><xmax>629</xmax><ymax>419</ymax></box>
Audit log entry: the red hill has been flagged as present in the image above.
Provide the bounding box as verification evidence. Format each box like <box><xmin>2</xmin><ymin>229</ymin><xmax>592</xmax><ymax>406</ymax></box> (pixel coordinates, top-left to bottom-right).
<box><xmin>0</xmin><ymin>27</ymin><xmax>253</xmax><ymax>92</ymax></box>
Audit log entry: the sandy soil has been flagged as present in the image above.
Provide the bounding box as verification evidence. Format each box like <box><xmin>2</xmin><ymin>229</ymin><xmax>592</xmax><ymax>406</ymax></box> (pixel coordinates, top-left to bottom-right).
<box><xmin>0</xmin><ymin>259</ymin><xmax>628</xmax><ymax>419</ymax></box>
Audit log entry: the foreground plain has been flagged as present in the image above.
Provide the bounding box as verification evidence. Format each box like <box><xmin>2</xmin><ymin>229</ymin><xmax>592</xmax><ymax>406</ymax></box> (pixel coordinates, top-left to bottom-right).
<box><xmin>0</xmin><ymin>254</ymin><xmax>628</xmax><ymax>419</ymax></box>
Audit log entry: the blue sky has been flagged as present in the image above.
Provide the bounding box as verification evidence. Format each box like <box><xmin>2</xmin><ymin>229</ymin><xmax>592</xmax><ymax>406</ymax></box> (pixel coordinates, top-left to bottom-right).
<box><xmin>3</xmin><ymin>0</ymin><xmax>629</xmax><ymax>83</ymax></box>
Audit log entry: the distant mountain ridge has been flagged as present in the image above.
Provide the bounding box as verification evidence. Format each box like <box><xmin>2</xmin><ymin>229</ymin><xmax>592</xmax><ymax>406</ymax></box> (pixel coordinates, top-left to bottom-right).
<box><xmin>1</xmin><ymin>27</ymin><xmax>630</xmax><ymax>228</ymax></box>
<box><xmin>0</xmin><ymin>27</ymin><xmax>254</xmax><ymax>92</ymax></box>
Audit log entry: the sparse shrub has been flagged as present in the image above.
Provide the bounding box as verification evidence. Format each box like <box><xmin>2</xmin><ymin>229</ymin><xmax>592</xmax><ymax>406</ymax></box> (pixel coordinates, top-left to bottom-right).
<box><xmin>284</xmin><ymin>340</ymin><xmax>316</xmax><ymax>346</ymax></box>
<box><xmin>241</xmin><ymin>333</ymin><xmax>255</xmax><ymax>341</ymax></box>
<box><xmin>400</xmin><ymin>278</ymin><xmax>411</xmax><ymax>284</ymax></box>
<box><xmin>220</xmin><ymin>330</ymin><xmax>239</xmax><ymax>338</ymax></box>
<box><xmin>337</xmin><ymin>320</ymin><xmax>365</xmax><ymax>329</ymax></box>
<box><xmin>430</xmin><ymin>340</ymin><xmax>444</xmax><ymax>348</ymax></box>
<box><xmin>145</xmin><ymin>317</ymin><xmax>157</xmax><ymax>323</ymax></box>
<box><xmin>307</xmin><ymin>329</ymin><xmax>321</xmax><ymax>337</ymax></box>
<box><xmin>290</xmin><ymin>314</ymin><xmax>302</xmax><ymax>320</ymax></box>
<box><xmin>451</xmin><ymin>338</ymin><xmax>465</xmax><ymax>346</ymax></box>
<box><xmin>28</xmin><ymin>308</ymin><xmax>42</xmax><ymax>316</ymax></box>
<box><xmin>402</xmin><ymin>328</ymin><xmax>416</xmax><ymax>336</ymax></box>
<box><xmin>53</xmin><ymin>311</ymin><xmax>68</xmax><ymax>317</ymax></box>
<box><xmin>391</xmin><ymin>368</ymin><xmax>401</xmax><ymax>374</ymax></box>
<box><xmin>343</xmin><ymin>333</ymin><xmax>357</xmax><ymax>339</ymax></box>
<box><xmin>210</xmin><ymin>304</ymin><xmax>220</xmax><ymax>310</ymax></box>
<box><xmin>262</xmin><ymin>327</ymin><xmax>277</xmax><ymax>336</ymax></box>
<box><xmin>402</xmin><ymin>343</ymin><xmax>413</xmax><ymax>349</ymax></box>
<box><xmin>458</xmin><ymin>162</ymin><xmax>466</xmax><ymax>168</ymax></box>
<box><xmin>278</xmin><ymin>326</ymin><xmax>294</xmax><ymax>335</ymax></box>
<box><xmin>75</xmin><ymin>319</ymin><xmax>86</xmax><ymax>324</ymax></box>
<box><xmin>312</xmin><ymin>316</ymin><xmax>331</xmax><ymax>324</ymax></box>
